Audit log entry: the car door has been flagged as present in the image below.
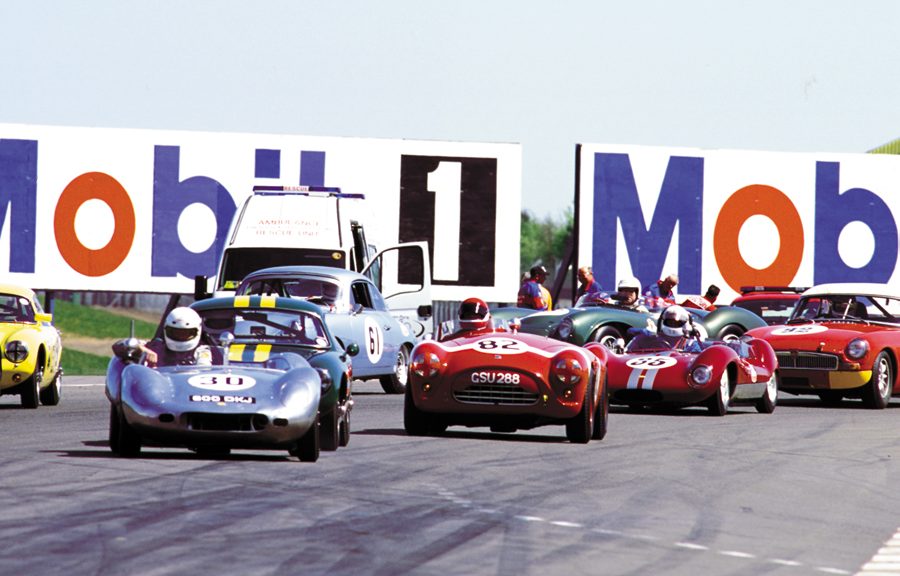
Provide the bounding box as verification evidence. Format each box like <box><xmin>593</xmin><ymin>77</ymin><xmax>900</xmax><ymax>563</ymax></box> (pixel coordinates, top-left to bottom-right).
<box><xmin>346</xmin><ymin>279</ymin><xmax>400</xmax><ymax>376</ymax></box>
<box><xmin>361</xmin><ymin>242</ymin><xmax>433</xmax><ymax>339</ymax></box>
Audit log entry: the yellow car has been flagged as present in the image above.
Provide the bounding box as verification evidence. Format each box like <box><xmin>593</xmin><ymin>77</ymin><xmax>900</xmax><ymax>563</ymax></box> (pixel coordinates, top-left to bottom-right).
<box><xmin>0</xmin><ymin>284</ymin><xmax>62</xmax><ymax>408</ymax></box>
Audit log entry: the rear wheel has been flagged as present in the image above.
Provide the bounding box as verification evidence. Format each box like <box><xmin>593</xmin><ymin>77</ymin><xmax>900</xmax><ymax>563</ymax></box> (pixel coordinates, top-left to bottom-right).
<box><xmin>755</xmin><ymin>373</ymin><xmax>778</xmax><ymax>414</ymax></box>
<box><xmin>380</xmin><ymin>346</ymin><xmax>410</xmax><ymax>394</ymax></box>
<box><xmin>291</xmin><ymin>413</ymin><xmax>320</xmax><ymax>462</ymax></box>
<box><xmin>566</xmin><ymin>378</ymin><xmax>595</xmax><ymax>444</ymax></box>
<box><xmin>862</xmin><ymin>351</ymin><xmax>893</xmax><ymax>409</ymax></box>
<box><xmin>339</xmin><ymin>406</ymin><xmax>351</xmax><ymax>447</ymax></box>
<box><xmin>39</xmin><ymin>370</ymin><xmax>61</xmax><ymax>406</ymax></box>
<box><xmin>706</xmin><ymin>371</ymin><xmax>731</xmax><ymax>416</ymax></box>
<box><xmin>20</xmin><ymin>365</ymin><xmax>42</xmax><ymax>409</ymax></box>
<box><xmin>589</xmin><ymin>326</ymin><xmax>623</xmax><ymax>350</ymax></box>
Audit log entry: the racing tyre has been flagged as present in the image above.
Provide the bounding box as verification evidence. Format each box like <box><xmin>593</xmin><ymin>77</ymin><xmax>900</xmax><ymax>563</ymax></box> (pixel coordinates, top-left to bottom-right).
<box><xmin>40</xmin><ymin>370</ymin><xmax>61</xmax><ymax>406</ymax></box>
<box><xmin>817</xmin><ymin>390</ymin><xmax>844</xmax><ymax>406</ymax></box>
<box><xmin>404</xmin><ymin>383</ymin><xmax>430</xmax><ymax>436</ymax></box>
<box><xmin>108</xmin><ymin>404</ymin><xmax>120</xmax><ymax>455</ymax></box>
<box><xmin>320</xmin><ymin>407</ymin><xmax>340</xmax><ymax>451</ymax></box>
<box><xmin>20</xmin><ymin>365</ymin><xmax>42</xmax><ymax>409</ymax></box>
<box><xmin>292</xmin><ymin>413</ymin><xmax>320</xmax><ymax>462</ymax></box>
<box><xmin>589</xmin><ymin>326</ymin><xmax>624</xmax><ymax>350</ymax></box>
<box><xmin>706</xmin><ymin>371</ymin><xmax>731</xmax><ymax>416</ymax></box>
<box><xmin>591</xmin><ymin>373</ymin><xmax>609</xmax><ymax>440</ymax></box>
<box><xmin>755</xmin><ymin>373</ymin><xmax>778</xmax><ymax>414</ymax></box>
<box><xmin>566</xmin><ymin>379</ymin><xmax>595</xmax><ymax>444</ymax></box>
<box><xmin>339</xmin><ymin>407</ymin><xmax>351</xmax><ymax>447</ymax></box>
<box><xmin>116</xmin><ymin>406</ymin><xmax>142</xmax><ymax>457</ymax></box>
<box><xmin>862</xmin><ymin>351</ymin><xmax>893</xmax><ymax>410</ymax></box>
<box><xmin>716</xmin><ymin>324</ymin><xmax>745</xmax><ymax>342</ymax></box>
<box><xmin>380</xmin><ymin>345</ymin><xmax>410</xmax><ymax>394</ymax></box>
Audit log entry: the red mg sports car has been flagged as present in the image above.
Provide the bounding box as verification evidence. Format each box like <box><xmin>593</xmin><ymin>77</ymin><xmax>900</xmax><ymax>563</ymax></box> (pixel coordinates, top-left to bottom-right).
<box><xmin>405</xmin><ymin>322</ymin><xmax>609</xmax><ymax>443</ymax></box>
<box><xmin>606</xmin><ymin>331</ymin><xmax>779</xmax><ymax>415</ymax></box>
<box><xmin>746</xmin><ymin>283</ymin><xmax>900</xmax><ymax>408</ymax></box>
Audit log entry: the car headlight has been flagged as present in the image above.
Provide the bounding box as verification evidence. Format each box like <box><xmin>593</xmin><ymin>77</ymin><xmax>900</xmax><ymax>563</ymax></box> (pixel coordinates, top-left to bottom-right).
<box><xmin>316</xmin><ymin>368</ymin><xmax>334</xmax><ymax>394</ymax></box>
<box><xmin>845</xmin><ymin>338</ymin><xmax>869</xmax><ymax>360</ymax></box>
<box><xmin>5</xmin><ymin>340</ymin><xmax>28</xmax><ymax>363</ymax></box>
<box><xmin>411</xmin><ymin>351</ymin><xmax>441</xmax><ymax>378</ymax></box>
<box><xmin>557</xmin><ymin>318</ymin><xmax>574</xmax><ymax>340</ymax></box>
<box><xmin>551</xmin><ymin>356</ymin><xmax>583</xmax><ymax>386</ymax></box>
<box><xmin>691</xmin><ymin>364</ymin><xmax>712</xmax><ymax>386</ymax></box>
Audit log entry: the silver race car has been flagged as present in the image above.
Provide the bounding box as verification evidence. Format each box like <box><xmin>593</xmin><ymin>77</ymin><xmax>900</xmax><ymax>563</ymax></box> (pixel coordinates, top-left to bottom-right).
<box><xmin>106</xmin><ymin>296</ymin><xmax>357</xmax><ymax>462</ymax></box>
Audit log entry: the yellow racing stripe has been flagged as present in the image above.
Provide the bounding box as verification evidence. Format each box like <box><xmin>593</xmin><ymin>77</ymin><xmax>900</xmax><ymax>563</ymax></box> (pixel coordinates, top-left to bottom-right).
<box><xmin>253</xmin><ymin>344</ymin><xmax>272</xmax><ymax>362</ymax></box>
<box><xmin>259</xmin><ymin>295</ymin><xmax>277</xmax><ymax>308</ymax></box>
<box><xmin>234</xmin><ymin>296</ymin><xmax>250</xmax><ymax>308</ymax></box>
<box><xmin>229</xmin><ymin>344</ymin><xmax>246</xmax><ymax>362</ymax></box>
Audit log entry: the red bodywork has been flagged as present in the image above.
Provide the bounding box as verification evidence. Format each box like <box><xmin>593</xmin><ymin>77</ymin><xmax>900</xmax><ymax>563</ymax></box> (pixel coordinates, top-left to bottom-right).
<box><xmin>603</xmin><ymin>336</ymin><xmax>778</xmax><ymax>411</ymax></box>
<box><xmin>407</xmin><ymin>328</ymin><xmax>607</xmax><ymax>433</ymax></box>
<box><xmin>748</xmin><ymin>322</ymin><xmax>899</xmax><ymax>393</ymax></box>
<box><xmin>730</xmin><ymin>287</ymin><xmax>805</xmax><ymax>326</ymax></box>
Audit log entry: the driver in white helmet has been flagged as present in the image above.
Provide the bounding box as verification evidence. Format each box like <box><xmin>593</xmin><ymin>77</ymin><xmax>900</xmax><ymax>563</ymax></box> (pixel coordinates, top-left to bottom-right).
<box><xmin>626</xmin><ymin>305</ymin><xmax>704</xmax><ymax>353</ymax></box>
<box><xmin>613</xmin><ymin>277</ymin><xmax>648</xmax><ymax>312</ymax></box>
<box><xmin>141</xmin><ymin>307</ymin><xmax>222</xmax><ymax>367</ymax></box>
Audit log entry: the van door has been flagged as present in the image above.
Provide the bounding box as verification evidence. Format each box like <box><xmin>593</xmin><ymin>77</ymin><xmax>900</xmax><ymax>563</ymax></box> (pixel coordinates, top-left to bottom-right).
<box><xmin>362</xmin><ymin>242</ymin><xmax>433</xmax><ymax>339</ymax></box>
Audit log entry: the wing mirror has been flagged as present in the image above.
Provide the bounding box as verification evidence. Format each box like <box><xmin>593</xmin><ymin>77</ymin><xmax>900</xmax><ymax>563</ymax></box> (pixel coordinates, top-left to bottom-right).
<box><xmin>344</xmin><ymin>341</ymin><xmax>360</xmax><ymax>358</ymax></box>
<box><xmin>112</xmin><ymin>337</ymin><xmax>143</xmax><ymax>364</ymax></box>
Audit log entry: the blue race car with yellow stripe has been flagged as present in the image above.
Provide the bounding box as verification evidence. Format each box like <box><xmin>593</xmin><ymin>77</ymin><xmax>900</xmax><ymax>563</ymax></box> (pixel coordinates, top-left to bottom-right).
<box><xmin>106</xmin><ymin>296</ymin><xmax>357</xmax><ymax>461</ymax></box>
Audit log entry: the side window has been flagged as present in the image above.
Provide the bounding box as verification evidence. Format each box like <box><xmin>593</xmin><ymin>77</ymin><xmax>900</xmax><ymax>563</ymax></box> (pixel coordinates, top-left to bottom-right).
<box><xmin>351</xmin><ymin>282</ymin><xmax>374</xmax><ymax>309</ymax></box>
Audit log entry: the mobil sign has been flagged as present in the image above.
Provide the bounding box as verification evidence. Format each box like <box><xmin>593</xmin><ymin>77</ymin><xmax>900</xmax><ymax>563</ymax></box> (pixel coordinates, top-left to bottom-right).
<box><xmin>577</xmin><ymin>143</ymin><xmax>900</xmax><ymax>300</ymax></box>
<box><xmin>0</xmin><ymin>123</ymin><xmax>521</xmax><ymax>301</ymax></box>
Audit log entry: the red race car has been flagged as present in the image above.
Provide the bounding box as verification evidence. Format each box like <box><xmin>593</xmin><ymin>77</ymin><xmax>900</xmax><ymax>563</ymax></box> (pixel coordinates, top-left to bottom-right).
<box><xmin>405</xmin><ymin>320</ymin><xmax>609</xmax><ymax>443</ymax></box>
<box><xmin>606</xmin><ymin>316</ymin><xmax>779</xmax><ymax>415</ymax></box>
<box><xmin>747</xmin><ymin>283</ymin><xmax>900</xmax><ymax>408</ymax></box>
<box><xmin>730</xmin><ymin>286</ymin><xmax>807</xmax><ymax>326</ymax></box>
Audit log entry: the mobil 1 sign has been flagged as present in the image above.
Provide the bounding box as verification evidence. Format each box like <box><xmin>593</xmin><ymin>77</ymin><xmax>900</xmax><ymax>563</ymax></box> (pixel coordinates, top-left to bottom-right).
<box><xmin>577</xmin><ymin>143</ymin><xmax>900</xmax><ymax>302</ymax></box>
<box><xmin>0</xmin><ymin>123</ymin><xmax>521</xmax><ymax>302</ymax></box>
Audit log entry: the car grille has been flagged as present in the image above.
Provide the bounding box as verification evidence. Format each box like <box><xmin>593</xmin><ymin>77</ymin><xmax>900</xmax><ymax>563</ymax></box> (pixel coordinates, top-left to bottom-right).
<box><xmin>187</xmin><ymin>413</ymin><xmax>256</xmax><ymax>432</ymax></box>
<box><xmin>776</xmin><ymin>352</ymin><xmax>839</xmax><ymax>371</ymax></box>
<box><xmin>454</xmin><ymin>384</ymin><xmax>539</xmax><ymax>406</ymax></box>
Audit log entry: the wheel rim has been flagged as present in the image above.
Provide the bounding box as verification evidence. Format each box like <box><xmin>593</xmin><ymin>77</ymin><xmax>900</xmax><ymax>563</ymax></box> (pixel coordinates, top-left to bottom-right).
<box><xmin>876</xmin><ymin>356</ymin><xmax>891</xmax><ymax>398</ymax></box>
<box><xmin>598</xmin><ymin>335</ymin><xmax>618</xmax><ymax>349</ymax></box>
<box><xmin>719</xmin><ymin>372</ymin><xmax>730</xmax><ymax>407</ymax></box>
<box><xmin>766</xmin><ymin>375</ymin><xmax>777</xmax><ymax>402</ymax></box>
<box><xmin>395</xmin><ymin>350</ymin><xmax>409</xmax><ymax>385</ymax></box>
<box><xmin>722</xmin><ymin>334</ymin><xmax>740</xmax><ymax>343</ymax></box>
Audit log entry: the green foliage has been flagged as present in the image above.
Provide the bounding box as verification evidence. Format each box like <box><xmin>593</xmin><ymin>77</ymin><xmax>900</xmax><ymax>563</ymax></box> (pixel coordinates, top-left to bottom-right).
<box><xmin>52</xmin><ymin>300</ymin><xmax>157</xmax><ymax>339</ymax></box>
<box><xmin>520</xmin><ymin>207</ymin><xmax>573</xmax><ymax>283</ymax></box>
<box><xmin>64</xmin><ymin>349</ymin><xmax>111</xmax><ymax>375</ymax></box>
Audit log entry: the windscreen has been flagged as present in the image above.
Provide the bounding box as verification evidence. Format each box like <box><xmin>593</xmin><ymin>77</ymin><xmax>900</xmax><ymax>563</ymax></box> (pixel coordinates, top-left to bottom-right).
<box><xmin>218</xmin><ymin>248</ymin><xmax>346</xmax><ymax>290</ymax></box>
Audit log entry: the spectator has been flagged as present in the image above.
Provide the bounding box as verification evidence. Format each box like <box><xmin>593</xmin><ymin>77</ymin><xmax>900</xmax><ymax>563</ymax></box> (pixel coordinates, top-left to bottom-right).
<box><xmin>518</xmin><ymin>265</ymin><xmax>552</xmax><ymax>311</ymax></box>
<box><xmin>644</xmin><ymin>273</ymin><xmax>679</xmax><ymax>311</ymax></box>
<box><xmin>681</xmin><ymin>284</ymin><xmax>721</xmax><ymax>312</ymax></box>
<box><xmin>576</xmin><ymin>266</ymin><xmax>603</xmax><ymax>300</ymax></box>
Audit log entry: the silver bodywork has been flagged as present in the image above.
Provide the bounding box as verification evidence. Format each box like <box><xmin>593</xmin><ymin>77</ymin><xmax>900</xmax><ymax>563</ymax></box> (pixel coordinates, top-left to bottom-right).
<box><xmin>106</xmin><ymin>354</ymin><xmax>321</xmax><ymax>450</ymax></box>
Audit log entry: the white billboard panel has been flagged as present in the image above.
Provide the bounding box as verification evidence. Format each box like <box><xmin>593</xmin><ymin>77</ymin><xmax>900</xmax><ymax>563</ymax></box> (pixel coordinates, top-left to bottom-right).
<box><xmin>0</xmin><ymin>124</ymin><xmax>521</xmax><ymax>302</ymax></box>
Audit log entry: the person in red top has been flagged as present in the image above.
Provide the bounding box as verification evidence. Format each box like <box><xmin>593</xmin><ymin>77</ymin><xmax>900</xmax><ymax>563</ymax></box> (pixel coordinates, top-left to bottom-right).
<box><xmin>681</xmin><ymin>284</ymin><xmax>721</xmax><ymax>312</ymax></box>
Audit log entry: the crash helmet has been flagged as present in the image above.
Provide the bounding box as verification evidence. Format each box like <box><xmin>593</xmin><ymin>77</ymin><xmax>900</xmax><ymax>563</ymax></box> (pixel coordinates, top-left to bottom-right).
<box><xmin>658</xmin><ymin>305</ymin><xmax>690</xmax><ymax>338</ymax></box>
<box><xmin>617</xmin><ymin>276</ymin><xmax>641</xmax><ymax>293</ymax></box>
<box><xmin>164</xmin><ymin>306</ymin><xmax>202</xmax><ymax>352</ymax></box>
<box><xmin>458</xmin><ymin>297</ymin><xmax>491</xmax><ymax>331</ymax></box>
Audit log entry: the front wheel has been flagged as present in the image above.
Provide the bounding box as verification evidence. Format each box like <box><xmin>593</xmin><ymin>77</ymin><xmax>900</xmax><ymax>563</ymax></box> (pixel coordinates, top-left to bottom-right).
<box><xmin>320</xmin><ymin>407</ymin><xmax>340</xmax><ymax>451</ymax></box>
<box><xmin>717</xmin><ymin>324</ymin><xmax>745</xmax><ymax>342</ymax></box>
<box><xmin>566</xmin><ymin>379</ymin><xmax>595</xmax><ymax>444</ymax></box>
<box><xmin>589</xmin><ymin>326</ymin><xmax>623</xmax><ymax>350</ymax></box>
<box><xmin>40</xmin><ymin>370</ymin><xmax>61</xmax><ymax>406</ymax></box>
<box><xmin>591</xmin><ymin>373</ymin><xmax>609</xmax><ymax>440</ymax></box>
<box><xmin>291</xmin><ymin>414</ymin><xmax>320</xmax><ymax>462</ymax></box>
<box><xmin>862</xmin><ymin>351</ymin><xmax>893</xmax><ymax>409</ymax></box>
<box><xmin>21</xmin><ymin>365</ymin><xmax>42</xmax><ymax>409</ymax></box>
<box><xmin>115</xmin><ymin>406</ymin><xmax>142</xmax><ymax>457</ymax></box>
<box><xmin>380</xmin><ymin>346</ymin><xmax>410</xmax><ymax>394</ymax></box>
<box><xmin>706</xmin><ymin>371</ymin><xmax>731</xmax><ymax>416</ymax></box>
<box><xmin>755</xmin><ymin>373</ymin><xmax>778</xmax><ymax>414</ymax></box>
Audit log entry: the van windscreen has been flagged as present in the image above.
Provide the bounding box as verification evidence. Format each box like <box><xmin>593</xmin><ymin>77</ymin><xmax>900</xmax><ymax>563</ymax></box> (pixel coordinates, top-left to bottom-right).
<box><xmin>218</xmin><ymin>248</ymin><xmax>346</xmax><ymax>290</ymax></box>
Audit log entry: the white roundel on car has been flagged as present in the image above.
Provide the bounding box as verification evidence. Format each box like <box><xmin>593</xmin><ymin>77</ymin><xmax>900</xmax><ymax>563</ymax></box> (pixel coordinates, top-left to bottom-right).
<box><xmin>188</xmin><ymin>374</ymin><xmax>257</xmax><ymax>391</ymax></box>
<box><xmin>625</xmin><ymin>356</ymin><xmax>678</xmax><ymax>370</ymax></box>
<box><xmin>364</xmin><ymin>316</ymin><xmax>384</xmax><ymax>363</ymax></box>
<box><xmin>770</xmin><ymin>325</ymin><xmax>828</xmax><ymax>336</ymax></box>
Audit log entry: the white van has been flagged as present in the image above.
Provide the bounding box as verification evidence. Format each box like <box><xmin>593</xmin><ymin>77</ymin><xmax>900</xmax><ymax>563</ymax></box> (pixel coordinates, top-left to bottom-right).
<box><xmin>195</xmin><ymin>185</ymin><xmax>434</xmax><ymax>338</ymax></box>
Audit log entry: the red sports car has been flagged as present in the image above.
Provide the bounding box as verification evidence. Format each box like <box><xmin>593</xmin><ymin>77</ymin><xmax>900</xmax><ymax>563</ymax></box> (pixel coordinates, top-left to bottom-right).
<box><xmin>605</xmin><ymin>332</ymin><xmax>779</xmax><ymax>415</ymax></box>
<box><xmin>405</xmin><ymin>323</ymin><xmax>609</xmax><ymax>443</ymax></box>
<box><xmin>730</xmin><ymin>286</ymin><xmax>806</xmax><ymax>326</ymax></box>
<box><xmin>746</xmin><ymin>283</ymin><xmax>900</xmax><ymax>408</ymax></box>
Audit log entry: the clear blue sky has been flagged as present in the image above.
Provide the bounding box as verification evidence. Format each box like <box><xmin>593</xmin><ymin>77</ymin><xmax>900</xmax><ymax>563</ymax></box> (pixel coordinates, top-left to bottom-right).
<box><xmin>2</xmin><ymin>1</ymin><xmax>899</xmax><ymax>221</ymax></box>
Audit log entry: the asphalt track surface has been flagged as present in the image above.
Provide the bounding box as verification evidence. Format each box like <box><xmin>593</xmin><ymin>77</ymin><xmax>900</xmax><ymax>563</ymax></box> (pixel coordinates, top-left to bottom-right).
<box><xmin>4</xmin><ymin>377</ymin><xmax>900</xmax><ymax>576</ymax></box>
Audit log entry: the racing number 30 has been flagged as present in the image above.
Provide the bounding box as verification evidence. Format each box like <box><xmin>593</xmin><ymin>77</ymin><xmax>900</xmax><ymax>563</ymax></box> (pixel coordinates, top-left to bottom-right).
<box><xmin>398</xmin><ymin>155</ymin><xmax>498</xmax><ymax>287</ymax></box>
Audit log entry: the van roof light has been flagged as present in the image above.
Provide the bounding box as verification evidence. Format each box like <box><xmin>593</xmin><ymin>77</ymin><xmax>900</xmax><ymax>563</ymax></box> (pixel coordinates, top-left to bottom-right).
<box><xmin>252</xmin><ymin>185</ymin><xmax>365</xmax><ymax>199</ymax></box>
